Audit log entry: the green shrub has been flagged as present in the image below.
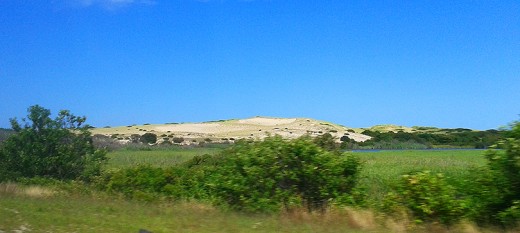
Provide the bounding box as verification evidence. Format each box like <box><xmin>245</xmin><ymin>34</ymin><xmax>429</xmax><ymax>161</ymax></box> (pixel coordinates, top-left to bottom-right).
<box><xmin>0</xmin><ymin>105</ymin><xmax>107</xmax><ymax>182</ymax></box>
<box><xmin>207</xmin><ymin>135</ymin><xmax>361</xmax><ymax>212</ymax></box>
<box><xmin>465</xmin><ymin>121</ymin><xmax>520</xmax><ymax>226</ymax></box>
<box><xmin>382</xmin><ymin>171</ymin><xmax>466</xmax><ymax>225</ymax></box>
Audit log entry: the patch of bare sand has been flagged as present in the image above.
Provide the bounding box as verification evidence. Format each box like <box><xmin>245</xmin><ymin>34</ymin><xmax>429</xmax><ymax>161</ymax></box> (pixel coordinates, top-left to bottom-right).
<box><xmin>347</xmin><ymin>133</ymin><xmax>371</xmax><ymax>142</ymax></box>
<box><xmin>238</xmin><ymin>117</ymin><xmax>297</xmax><ymax>126</ymax></box>
<box><xmin>155</xmin><ymin>123</ymin><xmax>224</xmax><ymax>134</ymax></box>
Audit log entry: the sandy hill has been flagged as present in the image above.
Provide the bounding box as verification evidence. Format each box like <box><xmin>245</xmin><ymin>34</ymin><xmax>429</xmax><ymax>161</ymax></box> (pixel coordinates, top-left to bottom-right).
<box><xmin>90</xmin><ymin>116</ymin><xmax>371</xmax><ymax>144</ymax></box>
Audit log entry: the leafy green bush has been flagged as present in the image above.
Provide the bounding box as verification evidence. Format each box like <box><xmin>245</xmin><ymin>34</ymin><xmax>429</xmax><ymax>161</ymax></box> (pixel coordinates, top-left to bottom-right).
<box><xmin>466</xmin><ymin>120</ymin><xmax>520</xmax><ymax>226</ymax></box>
<box><xmin>0</xmin><ymin>105</ymin><xmax>107</xmax><ymax>181</ymax></box>
<box><xmin>382</xmin><ymin>171</ymin><xmax>466</xmax><ymax>225</ymax></box>
<box><xmin>207</xmin><ymin>136</ymin><xmax>361</xmax><ymax>212</ymax></box>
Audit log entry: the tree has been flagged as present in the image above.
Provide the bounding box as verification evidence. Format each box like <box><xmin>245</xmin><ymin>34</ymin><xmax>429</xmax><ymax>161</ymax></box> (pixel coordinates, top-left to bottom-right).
<box><xmin>0</xmin><ymin>105</ymin><xmax>107</xmax><ymax>181</ymax></box>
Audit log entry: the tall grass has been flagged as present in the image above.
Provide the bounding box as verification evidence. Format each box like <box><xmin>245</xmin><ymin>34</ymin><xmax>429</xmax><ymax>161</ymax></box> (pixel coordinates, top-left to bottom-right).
<box><xmin>1</xmin><ymin>190</ymin><xmax>503</xmax><ymax>233</ymax></box>
<box><xmin>354</xmin><ymin>150</ymin><xmax>487</xmax><ymax>202</ymax></box>
<box><xmin>105</xmin><ymin>147</ymin><xmax>221</xmax><ymax>169</ymax></box>
<box><xmin>106</xmin><ymin>147</ymin><xmax>487</xmax><ymax>203</ymax></box>
<box><xmin>0</xmin><ymin>193</ymin><xmax>391</xmax><ymax>233</ymax></box>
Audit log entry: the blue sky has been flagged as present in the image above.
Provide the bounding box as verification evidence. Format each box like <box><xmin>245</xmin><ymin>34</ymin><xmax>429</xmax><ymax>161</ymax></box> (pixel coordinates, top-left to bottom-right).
<box><xmin>1</xmin><ymin>0</ymin><xmax>519</xmax><ymax>130</ymax></box>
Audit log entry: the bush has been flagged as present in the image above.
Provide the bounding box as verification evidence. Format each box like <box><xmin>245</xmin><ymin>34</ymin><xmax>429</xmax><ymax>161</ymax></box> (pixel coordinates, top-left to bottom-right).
<box><xmin>0</xmin><ymin>105</ymin><xmax>107</xmax><ymax>181</ymax></box>
<box><xmin>172</xmin><ymin>137</ymin><xmax>184</xmax><ymax>144</ymax></box>
<box><xmin>466</xmin><ymin>120</ymin><xmax>520</xmax><ymax>226</ymax></box>
<box><xmin>140</xmin><ymin>133</ymin><xmax>157</xmax><ymax>144</ymax></box>
<box><xmin>207</xmin><ymin>135</ymin><xmax>361</xmax><ymax>212</ymax></box>
<box><xmin>382</xmin><ymin>171</ymin><xmax>466</xmax><ymax>225</ymax></box>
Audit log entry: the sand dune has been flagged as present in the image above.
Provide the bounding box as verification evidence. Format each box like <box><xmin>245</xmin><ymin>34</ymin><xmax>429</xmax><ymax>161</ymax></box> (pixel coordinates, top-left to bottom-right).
<box><xmin>91</xmin><ymin>116</ymin><xmax>371</xmax><ymax>144</ymax></box>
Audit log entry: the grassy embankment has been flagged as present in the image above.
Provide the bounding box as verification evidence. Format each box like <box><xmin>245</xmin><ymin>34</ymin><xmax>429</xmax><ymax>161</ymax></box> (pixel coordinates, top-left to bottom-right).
<box><xmin>1</xmin><ymin>149</ymin><xmax>490</xmax><ymax>232</ymax></box>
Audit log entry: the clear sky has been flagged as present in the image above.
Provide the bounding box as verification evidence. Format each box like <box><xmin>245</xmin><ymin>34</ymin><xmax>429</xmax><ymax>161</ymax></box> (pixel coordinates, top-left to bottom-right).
<box><xmin>1</xmin><ymin>0</ymin><xmax>519</xmax><ymax>130</ymax></box>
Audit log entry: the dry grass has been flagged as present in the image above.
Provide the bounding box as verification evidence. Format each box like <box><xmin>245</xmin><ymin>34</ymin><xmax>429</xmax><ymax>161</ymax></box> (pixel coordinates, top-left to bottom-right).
<box><xmin>278</xmin><ymin>207</ymin><xmax>391</xmax><ymax>233</ymax></box>
<box><xmin>22</xmin><ymin>186</ymin><xmax>55</xmax><ymax>198</ymax></box>
<box><xmin>343</xmin><ymin>208</ymin><xmax>377</xmax><ymax>230</ymax></box>
<box><xmin>0</xmin><ymin>182</ymin><xmax>55</xmax><ymax>198</ymax></box>
<box><xmin>0</xmin><ymin>182</ymin><xmax>19</xmax><ymax>195</ymax></box>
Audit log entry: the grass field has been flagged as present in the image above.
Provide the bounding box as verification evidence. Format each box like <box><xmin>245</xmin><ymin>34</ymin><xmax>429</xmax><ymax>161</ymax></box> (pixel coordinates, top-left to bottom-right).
<box><xmin>2</xmin><ymin>184</ymin><xmax>496</xmax><ymax>233</ymax></box>
<box><xmin>353</xmin><ymin>150</ymin><xmax>487</xmax><ymax>201</ymax></box>
<box><xmin>105</xmin><ymin>147</ymin><xmax>221</xmax><ymax>169</ymax></box>
<box><xmin>1</xmin><ymin>149</ymin><xmax>493</xmax><ymax>232</ymax></box>
<box><xmin>106</xmin><ymin>148</ymin><xmax>488</xmax><ymax>203</ymax></box>
<box><xmin>0</xmin><ymin>184</ymin><xmax>389</xmax><ymax>233</ymax></box>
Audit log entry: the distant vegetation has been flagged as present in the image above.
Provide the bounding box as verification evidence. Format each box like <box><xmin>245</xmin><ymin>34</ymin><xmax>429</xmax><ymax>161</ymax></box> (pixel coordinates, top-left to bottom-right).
<box><xmin>341</xmin><ymin>128</ymin><xmax>504</xmax><ymax>150</ymax></box>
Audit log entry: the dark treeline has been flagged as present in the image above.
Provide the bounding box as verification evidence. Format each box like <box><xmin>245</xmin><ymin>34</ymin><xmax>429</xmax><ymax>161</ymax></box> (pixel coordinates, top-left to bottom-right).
<box><xmin>341</xmin><ymin>129</ymin><xmax>505</xmax><ymax>150</ymax></box>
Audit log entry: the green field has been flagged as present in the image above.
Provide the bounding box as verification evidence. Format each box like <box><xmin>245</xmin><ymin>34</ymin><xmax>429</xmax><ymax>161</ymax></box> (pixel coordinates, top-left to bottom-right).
<box><xmin>105</xmin><ymin>147</ymin><xmax>221</xmax><ymax>169</ymax></box>
<box><xmin>0</xmin><ymin>185</ymin><xmax>386</xmax><ymax>233</ymax></box>
<box><xmin>107</xmin><ymin>149</ymin><xmax>487</xmax><ymax>188</ymax></box>
<box><xmin>2</xmin><ymin>185</ymin><xmax>493</xmax><ymax>233</ymax></box>
<box><xmin>1</xmin><ymin>149</ymin><xmax>493</xmax><ymax>232</ymax></box>
<box><xmin>353</xmin><ymin>150</ymin><xmax>487</xmax><ymax>201</ymax></box>
<box><xmin>105</xmin><ymin>148</ymin><xmax>488</xmax><ymax>202</ymax></box>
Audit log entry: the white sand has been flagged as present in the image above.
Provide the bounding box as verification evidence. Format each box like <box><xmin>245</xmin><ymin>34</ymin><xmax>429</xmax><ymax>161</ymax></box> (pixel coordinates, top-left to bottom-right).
<box><xmin>92</xmin><ymin>117</ymin><xmax>371</xmax><ymax>142</ymax></box>
<box><xmin>238</xmin><ymin>117</ymin><xmax>297</xmax><ymax>126</ymax></box>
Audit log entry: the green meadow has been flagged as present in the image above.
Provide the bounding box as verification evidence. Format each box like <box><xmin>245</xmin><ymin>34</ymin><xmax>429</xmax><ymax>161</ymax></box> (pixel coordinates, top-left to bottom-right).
<box><xmin>105</xmin><ymin>147</ymin><xmax>221</xmax><ymax>169</ymax></box>
<box><xmin>0</xmin><ymin>148</ymin><xmax>499</xmax><ymax>233</ymax></box>
<box><xmin>354</xmin><ymin>150</ymin><xmax>487</xmax><ymax>201</ymax></box>
<box><xmin>0</xmin><ymin>182</ymin><xmax>491</xmax><ymax>233</ymax></box>
<box><xmin>106</xmin><ymin>148</ymin><xmax>487</xmax><ymax>200</ymax></box>
<box><xmin>0</xmin><ymin>191</ymin><xmax>385</xmax><ymax>233</ymax></box>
